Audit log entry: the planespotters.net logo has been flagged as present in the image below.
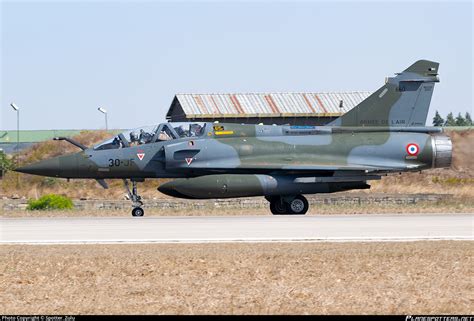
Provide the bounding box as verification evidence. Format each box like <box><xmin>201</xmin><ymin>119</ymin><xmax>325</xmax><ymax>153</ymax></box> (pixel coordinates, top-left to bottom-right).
<box><xmin>406</xmin><ymin>316</ymin><xmax>473</xmax><ymax>321</ymax></box>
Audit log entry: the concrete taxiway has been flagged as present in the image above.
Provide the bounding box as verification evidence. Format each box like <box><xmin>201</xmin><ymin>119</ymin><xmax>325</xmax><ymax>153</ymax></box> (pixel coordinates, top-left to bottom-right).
<box><xmin>1</xmin><ymin>214</ymin><xmax>472</xmax><ymax>244</ymax></box>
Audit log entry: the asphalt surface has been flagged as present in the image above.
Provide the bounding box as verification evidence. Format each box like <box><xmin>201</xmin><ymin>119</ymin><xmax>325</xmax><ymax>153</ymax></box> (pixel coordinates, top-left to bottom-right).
<box><xmin>1</xmin><ymin>214</ymin><xmax>472</xmax><ymax>244</ymax></box>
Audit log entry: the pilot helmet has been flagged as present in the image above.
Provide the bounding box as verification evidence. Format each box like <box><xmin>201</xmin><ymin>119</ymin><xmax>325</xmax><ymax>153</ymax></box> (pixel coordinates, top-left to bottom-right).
<box><xmin>130</xmin><ymin>131</ymin><xmax>138</xmax><ymax>141</ymax></box>
<box><xmin>190</xmin><ymin>124</ymin><xmax>202</xmax><ymax>136</ymax></box>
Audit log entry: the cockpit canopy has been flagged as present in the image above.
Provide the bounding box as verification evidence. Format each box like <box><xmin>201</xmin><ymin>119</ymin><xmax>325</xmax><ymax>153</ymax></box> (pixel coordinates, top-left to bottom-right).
<box><xmin>94</xmin><ymin>122</ymin><xmax>207</xmax><ymax>150</ymax></box>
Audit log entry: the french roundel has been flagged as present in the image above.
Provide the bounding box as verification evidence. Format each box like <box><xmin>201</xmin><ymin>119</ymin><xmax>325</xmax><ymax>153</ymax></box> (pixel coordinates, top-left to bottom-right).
<box><xmin>406</xmin><ymin>143</ymin><xmax>420</xmax><ymax>156</ymax></box>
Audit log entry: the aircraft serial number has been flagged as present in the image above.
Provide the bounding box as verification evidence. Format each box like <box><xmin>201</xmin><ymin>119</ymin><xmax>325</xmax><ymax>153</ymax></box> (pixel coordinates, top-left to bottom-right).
<box><xmin>108</xmin><ymin>159</ymin><xmax>135</xmax><ymax>167</ymax></box>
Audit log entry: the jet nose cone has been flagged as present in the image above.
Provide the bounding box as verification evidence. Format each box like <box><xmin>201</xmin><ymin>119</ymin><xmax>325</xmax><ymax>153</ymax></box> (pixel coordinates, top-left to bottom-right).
<box><xmin>15</xmin><ymin>157</ymin><xmax>60</xmax><ymax>177</ymax></box>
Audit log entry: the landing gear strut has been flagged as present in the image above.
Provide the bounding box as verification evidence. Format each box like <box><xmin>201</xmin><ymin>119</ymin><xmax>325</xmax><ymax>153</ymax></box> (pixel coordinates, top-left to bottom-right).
<box><xmin>268</xmin><ymin>195</ymin><xmax>309</xmax><ymax>215</ymax></box>
<box><xmin>123</xmin><ymin>179</ymin><xmax>144</xmax><ymax>217</ymax></box>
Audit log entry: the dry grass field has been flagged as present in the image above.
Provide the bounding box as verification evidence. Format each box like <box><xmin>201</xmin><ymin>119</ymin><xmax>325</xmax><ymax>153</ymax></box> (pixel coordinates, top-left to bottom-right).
<box><xmin>0</xmin><ymin>242</ymin><xmax>472</xmax><ymax>315</ymax></box>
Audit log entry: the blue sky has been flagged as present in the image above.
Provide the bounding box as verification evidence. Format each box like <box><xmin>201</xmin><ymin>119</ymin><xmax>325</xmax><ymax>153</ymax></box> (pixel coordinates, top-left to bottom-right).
<box><xmin>1</xmin><ymin>1</ymin><xmax>472</xmax><ymax>130</ymax></box>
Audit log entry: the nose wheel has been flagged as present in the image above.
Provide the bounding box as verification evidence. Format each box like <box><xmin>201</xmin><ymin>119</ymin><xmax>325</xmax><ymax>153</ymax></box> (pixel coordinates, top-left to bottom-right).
<box><xmin>132</xmin><ymin>207</ymin><xmax>144</xmax><ymax>217</ymax></box>
<box><xmin>123</xmin><ymin>179</ymin><xmax>145</xmax><ymax>217</ymax></box>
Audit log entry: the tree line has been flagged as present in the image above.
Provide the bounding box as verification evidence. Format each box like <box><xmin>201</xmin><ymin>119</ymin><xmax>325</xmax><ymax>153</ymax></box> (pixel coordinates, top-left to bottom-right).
<box><xmin>432</xmin><ymin>111</ymin><xmax>473</xmax><ymax>127</ymax></box>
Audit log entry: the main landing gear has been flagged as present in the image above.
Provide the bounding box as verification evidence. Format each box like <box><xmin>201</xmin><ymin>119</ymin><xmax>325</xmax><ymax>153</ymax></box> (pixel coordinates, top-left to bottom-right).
<box><xmin>123</xmin><ymin>179</ymin><xmax>144</xmax><ymax>217</ymax></box>
<box><xmin>267</xmin><ymin>195</ymin><xmax>309</xmax><ymax>215</ymax></box>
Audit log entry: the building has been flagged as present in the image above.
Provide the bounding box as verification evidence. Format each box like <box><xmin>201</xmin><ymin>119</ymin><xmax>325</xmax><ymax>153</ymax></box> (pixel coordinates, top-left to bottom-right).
<box><xmin>166</xmin><ymin>92</ymin><xmax>371</xmax><ymax>125</ymax></box>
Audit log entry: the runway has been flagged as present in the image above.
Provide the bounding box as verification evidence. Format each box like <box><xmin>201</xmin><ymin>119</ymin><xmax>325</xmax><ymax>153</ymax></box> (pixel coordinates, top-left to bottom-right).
<box><xmin>1</xmin><ymin>214</ymin><xmax>472</xmax><ymax>244</ymax></box>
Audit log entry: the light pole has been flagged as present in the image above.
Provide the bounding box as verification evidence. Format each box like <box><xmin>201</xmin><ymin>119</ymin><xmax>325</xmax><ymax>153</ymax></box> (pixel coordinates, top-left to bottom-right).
<box><xmin>10</xmin><ymin>103</ymin><xmax>19</xmax><ymax>154</ymax></box>
<box><xmin>97</xmin><ymin>107</ymin><xmax>108</xmax><ymax>131</ymax></box>
<box><xmin>10</xmin><ymin>103</ymin><xmax>20</xmax><ymax>187</ymax></box>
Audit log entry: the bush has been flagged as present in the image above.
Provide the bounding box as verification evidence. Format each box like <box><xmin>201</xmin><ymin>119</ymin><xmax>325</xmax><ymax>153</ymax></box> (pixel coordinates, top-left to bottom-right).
<box><xmin>41</xmin><ymin>177</ymin><xmax>58</xmax><ymax>187</ymax></box>
<box><xmin>0</xmin><ymin>151</ymin><xmax>14</xmax><ymax>173</ymax></box>
<box><xmin>27</xmin><ymin>194</ymin><xmax>74</xmax><ymax>210</ymax></box>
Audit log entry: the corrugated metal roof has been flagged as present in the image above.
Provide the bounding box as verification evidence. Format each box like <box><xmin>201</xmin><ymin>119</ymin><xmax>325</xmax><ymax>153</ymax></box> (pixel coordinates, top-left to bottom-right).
<box><xmin>169</xmin><ymin>92</ymin><xmax>371</xmax><ymax>118</ymax></box>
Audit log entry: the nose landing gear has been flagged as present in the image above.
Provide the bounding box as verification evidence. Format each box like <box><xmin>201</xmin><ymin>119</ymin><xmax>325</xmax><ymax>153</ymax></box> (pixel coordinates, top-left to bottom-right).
<box><xmin>131</xmin><ymin>207</ymin><xmax>144</xmax><ymax>217</ymax></box>
<box><xmin>123</xmin><ymin>179</ymin><xmax>144</xmax><ymax>217</ymax></box>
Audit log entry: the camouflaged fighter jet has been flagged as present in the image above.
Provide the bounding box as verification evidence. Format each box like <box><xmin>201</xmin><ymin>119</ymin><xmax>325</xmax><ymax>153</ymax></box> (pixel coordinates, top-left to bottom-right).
<box><xmin>15</xmin><ymin>60</ymin><xmax>452</xmax><ymax>216</ymax></box>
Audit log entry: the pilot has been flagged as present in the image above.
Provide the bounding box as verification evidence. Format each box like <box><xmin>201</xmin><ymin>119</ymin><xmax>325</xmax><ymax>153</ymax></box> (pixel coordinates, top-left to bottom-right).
<box><xmin>189</xmin><ymin>124</ymin><xmax>203</xmax><ymax>137</ymax></box>
<box><xmin>129</xmin><ymin>131</ymin><xmax>139</xmax><ymax>146</ymax></box>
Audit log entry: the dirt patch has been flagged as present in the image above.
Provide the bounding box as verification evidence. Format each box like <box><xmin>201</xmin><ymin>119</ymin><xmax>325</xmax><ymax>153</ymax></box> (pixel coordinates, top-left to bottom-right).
<box><xmin>0</xmin><ymin>242</ymin><xmax>472</xmax><ymax>314</ymax></box>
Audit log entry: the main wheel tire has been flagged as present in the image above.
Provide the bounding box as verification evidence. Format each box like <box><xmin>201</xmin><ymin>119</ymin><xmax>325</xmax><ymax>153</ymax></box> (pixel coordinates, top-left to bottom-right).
<box><xmin>288</xmin><ymin>195</ymin><xmax>309</xmax><ymax>215</ymax></box>
<box><xmin>132</xmin><ymin>207</ymin><xmax>145</xmax><ymax>217</ymax></box>
<box><xmin>270</xmin><ymin>199</ymin><xmax>288</xmax><ymax>215</ymax></box>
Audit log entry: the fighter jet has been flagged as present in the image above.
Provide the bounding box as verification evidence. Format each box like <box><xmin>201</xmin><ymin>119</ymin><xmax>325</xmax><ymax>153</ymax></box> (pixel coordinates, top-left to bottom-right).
<box><xmin>16</xmin><ymin>60</ymin><xmax>452</xmax><ymax>216</ymax></box>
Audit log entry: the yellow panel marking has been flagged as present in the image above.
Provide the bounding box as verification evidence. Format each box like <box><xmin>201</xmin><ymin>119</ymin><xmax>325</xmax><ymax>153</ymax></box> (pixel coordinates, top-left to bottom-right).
<box><xmin>214</xmin><ymin>131</ymin><xmax>234</xmax><ymax>136</ymax></box>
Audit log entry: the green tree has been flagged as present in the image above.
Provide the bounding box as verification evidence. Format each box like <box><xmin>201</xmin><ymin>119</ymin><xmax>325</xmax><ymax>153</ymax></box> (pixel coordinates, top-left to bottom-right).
<box><xmin>0</xmin><ymin>151</ymin><xmax>14</xmax><ymax>175</ymax></box>
<box><xmin>465</xmin><ymin>112</ymin><xmax>472</xmax><ymax>126</ymax></box>
<box><xmin>444</xmin><ymin>112</ymin><xmax>456</xmax><ymax>126</ymax></box>
<box><xmin>455</xmin><ymin>112</ymin><xmax>466</xmax><ymax>126</ymax></box>
<box><xmin>432</xmin><ymin>110</ymin><xmax>444</xmax><ymax>126</ymax></box>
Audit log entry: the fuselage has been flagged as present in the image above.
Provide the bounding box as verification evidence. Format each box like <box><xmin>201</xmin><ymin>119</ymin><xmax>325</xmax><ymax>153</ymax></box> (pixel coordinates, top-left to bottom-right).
<box><xmin>16</xmin><ymin>122</ymin><xmax>452</xmax><ymax>180</ymax></box>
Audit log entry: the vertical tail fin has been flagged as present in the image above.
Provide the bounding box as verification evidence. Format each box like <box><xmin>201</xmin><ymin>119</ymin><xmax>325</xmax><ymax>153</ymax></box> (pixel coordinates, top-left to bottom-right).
<box><xmin>329</xmin><ymin>60</ymin><xmax>440</xmax><ymax>127</ymax></box>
